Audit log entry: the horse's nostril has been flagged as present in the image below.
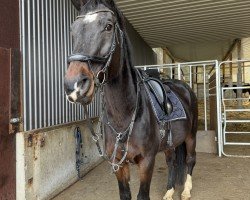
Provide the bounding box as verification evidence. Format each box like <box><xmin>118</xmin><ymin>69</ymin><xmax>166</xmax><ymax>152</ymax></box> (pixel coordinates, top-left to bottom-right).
<box><xmin>68</xmin><ymin>96</ymin><xmax>74</xmax><ymax>103</ymax></box>
<box><xmin>65</xmin><ymin>86</ymin><xmax>74</xmax><ymax>95</ymax></box>
<box><xmin>78</xmin><ymin>75</ymin><xmax>91</xmax><ymax>91</ymax></box>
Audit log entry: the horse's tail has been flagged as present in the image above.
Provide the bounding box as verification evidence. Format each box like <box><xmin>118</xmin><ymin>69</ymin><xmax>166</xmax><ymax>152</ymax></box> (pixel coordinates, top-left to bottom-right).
<box><xmin>175</xmin><ymin>142</ymin><xmax>187</xmax><ymax>185</ymax></box>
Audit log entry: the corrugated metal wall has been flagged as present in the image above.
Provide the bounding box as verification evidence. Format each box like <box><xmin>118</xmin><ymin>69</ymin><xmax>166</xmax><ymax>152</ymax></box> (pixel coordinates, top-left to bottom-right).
<box><xmin>20</xmin><ymin>0</ymin><xmax>100</xmax><ymax>131</ymax></box>
<box><xmin>20</xmin><ymin>0</ymin><xmax>156</xmax><ymax>131</ymax></box>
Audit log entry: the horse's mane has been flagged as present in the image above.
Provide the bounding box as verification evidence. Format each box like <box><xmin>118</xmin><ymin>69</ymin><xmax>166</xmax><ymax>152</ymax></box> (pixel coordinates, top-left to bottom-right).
<box><xmin>81</xmin><ymin>0</ymin><xmax>133</xmax><ymax>70</ymax></box>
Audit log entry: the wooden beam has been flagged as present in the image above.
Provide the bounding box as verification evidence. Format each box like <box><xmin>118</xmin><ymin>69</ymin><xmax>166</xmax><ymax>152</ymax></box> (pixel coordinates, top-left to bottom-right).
<box><xmin>236</xmin><ymin>39</ymin><xmax>242</xmax><ymax>107</ymax></box>
<box><xmin>163</xmin><ymin>47</ymin><xmax>188</xmax><ymax>63</ymax></box>
<box><xmin>222</xmin><ymin>39</ymin><xmax>241</xmax><ymax>61</ymax></box>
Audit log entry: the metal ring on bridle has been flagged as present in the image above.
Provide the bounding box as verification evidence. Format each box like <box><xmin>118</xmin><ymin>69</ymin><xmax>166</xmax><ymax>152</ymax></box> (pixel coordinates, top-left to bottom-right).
<box><xmin>96</xmin><ymin>70</ymin><xmax>106</xmax><ymax>85</ymax></box>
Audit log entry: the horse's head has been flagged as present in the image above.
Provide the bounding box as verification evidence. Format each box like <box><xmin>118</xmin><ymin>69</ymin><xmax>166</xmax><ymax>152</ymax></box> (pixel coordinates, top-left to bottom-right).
<box><xmin>64</xmin><ymin>0</ymin><xmax>124</xmax><ymax>104</ymax></box>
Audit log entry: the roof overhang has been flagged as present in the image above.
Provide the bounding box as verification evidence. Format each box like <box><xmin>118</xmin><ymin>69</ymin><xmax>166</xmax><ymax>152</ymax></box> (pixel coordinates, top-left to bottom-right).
<box><xmin>116</xmin><ymin>0</ymin><xmax>250</xmax><ymax>61</ymax></box>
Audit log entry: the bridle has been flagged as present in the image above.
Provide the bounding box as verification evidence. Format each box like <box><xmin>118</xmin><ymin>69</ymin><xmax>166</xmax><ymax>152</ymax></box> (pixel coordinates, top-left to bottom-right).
<box><xmin>67</xmin><ymin>9</ymin><xmax>124</xmax><ymax>85</ymax></box>
<box><xmin>68</xmin><ymin>9</ymin><xmax>139</xmax><ymax>173</ymax></box>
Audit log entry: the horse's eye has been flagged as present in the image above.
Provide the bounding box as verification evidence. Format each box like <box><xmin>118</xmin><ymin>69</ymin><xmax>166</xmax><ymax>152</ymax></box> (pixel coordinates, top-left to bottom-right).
<box><xmin>105</xmin><ymin>24</ymin><xmax>113</xmax><ymax>31</ymax></box>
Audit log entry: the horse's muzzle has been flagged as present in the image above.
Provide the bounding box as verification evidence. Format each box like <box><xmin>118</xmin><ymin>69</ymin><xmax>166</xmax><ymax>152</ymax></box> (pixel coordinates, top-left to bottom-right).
<box><xmin>64</xmin><ymin>74</ymin><xmax>91</xmax><ymax>104</ymax></box>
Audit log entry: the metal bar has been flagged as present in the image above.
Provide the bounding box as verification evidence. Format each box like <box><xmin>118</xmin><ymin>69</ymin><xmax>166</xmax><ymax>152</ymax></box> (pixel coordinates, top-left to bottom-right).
<box><xmin>32</xmin><ymin>0</ymin><xmax>38</xmax><ymax>129</ymax></box>
<box><xmin>225</xmin><ymin>131</ymin><xmax>250</xmax><ymax>134</ymax></box>
<box><xmin>59</xmin><ymin>0</ymin><xmax>63</xmax><ymax>124</ymax></box>
<box><xmin>222</xmin><ymin>86</ymin><xmax>250</xmax><ymax>90</ymax></box>
<box><xmin>53</xmin><ymin>0</ymin><xmax>58</xmax><ymax>125</ymax></box>
<box><xmin>42</xmin><ymin>0</ymin><xmax>46</xmax><ymax>128</ymax></box>
<box><xmin>203</xmin><ymin>64</ymin><xmax>207</xmax><ymax>131</ymax></box>
<box><xmin>63</xmin><ymin>0</ymin><xmax>68</xmax><ymax>123</ymax></box>
<box><xmin>220</xmin><ymin>59</ymin><xmax>250</xmax><ymax>65</ymax></box>
<box><xmin>189</xmin><ymin>65</ymin><xmax>192</xmax><ymax>88</ymax></box>
<box><xmin>65</xmin><ymin>1</ymin><xmax>70</xmax><ymax>122</ymax></box>
<box><xmin>225</xmin><ymin>109</ymin><xmax>250</xmax><ymax>112</ymax></box>
<box><xmin>225</xmin><ymin>120</ymin><xmax>250</xmax><ymax>123</ymax></box>
<box><xmin>46</xmin><ymin>0</ymin><xmax>51</xmax><ymax>127</ymax></box>
<box><xmin>21</xmin><ymin>0</ymin><xmax>27</xmax><ymax>131</ymax></box>
<box><xmin>178</xmin><ymin>63</ymin><xmax>181</xmax><ymax>80</ymax></box>
<box><xmin>216</xmin><ymin>60</ymin><xmax>222</xmax><ymax>157</ymax></box>
<box><xmin>37</xmin><ymin>0</ymin><xmax>42</xmax><ymax>128</ymax></box>
<box><xmin>49</xmin><ymin>0</ymin><xmax>53</xmax><ymax>126</ymax></box>
<box><xmin>135</xmin><ymin>60</ymin><xmax>217</xmax><ymax>68</ymax></box>
<box><xmin>27</xmin><ymin>0</ymin><xmax>32</xmax><ymax>130</ymax></box>
<box><xmin>224</xmin><ymin>142</ymin><xmax>250</xmax><ymax>146</ymax></box>
<box><xmin>223</xmin><ymin>98</ymin><xmax>249</xmax><ymax>101</ymax></box>
<box><xmin>69</xmin><ymin>1</ymin><xmax>73</xmax><ymax>122</ymax></box>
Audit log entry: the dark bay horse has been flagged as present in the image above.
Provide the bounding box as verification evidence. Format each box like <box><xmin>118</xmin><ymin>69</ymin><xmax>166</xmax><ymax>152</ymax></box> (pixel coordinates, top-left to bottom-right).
<box><xmin>64</xmin><ymin>0</ymin><xmax>198</xmax><ymax>199</ymax></box>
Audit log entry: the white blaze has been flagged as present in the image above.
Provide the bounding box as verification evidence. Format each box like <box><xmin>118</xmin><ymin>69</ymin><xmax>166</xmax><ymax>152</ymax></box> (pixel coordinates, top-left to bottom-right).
<box><xmin>74</xmin><ymin>82</ymin><xmax>78</xmax><ymax>90</ymax></box>
<box><xmin>83</xmin><ymin>13</ymin><xmax>98</xmax><ymax>23</ymax></box>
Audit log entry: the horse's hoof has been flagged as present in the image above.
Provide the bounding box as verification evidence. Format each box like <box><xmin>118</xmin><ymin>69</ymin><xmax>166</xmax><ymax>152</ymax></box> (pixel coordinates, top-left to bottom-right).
<box><xmin>163</xmin><ymin>197</ymin><xmax>173</xmax><ymax>200</ymax></box>
<box><xmin>181</xmin><ymin>192</ymin><xmax>191</xmax><ymax>200</ymax></box>
<box><xmin>163</xmin><ymin>188</ymin><xmax>174</xmax><ymax>200</ymax></box>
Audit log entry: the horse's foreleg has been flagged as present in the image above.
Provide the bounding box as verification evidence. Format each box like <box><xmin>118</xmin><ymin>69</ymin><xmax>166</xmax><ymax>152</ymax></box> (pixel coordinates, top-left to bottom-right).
<box><xmin>181</xmin><ymin>137</ymin><xmax>196</xmax><ymax>200</ymax></box>
<box><xmin>137</xmin><ymin>156</ymin><xmax>155</xmax><ymax>200</ymax></box>
<box><xmin>115</xmin><ymin>163</ymin><xmax>131</xmax><ymax>200</ymax></box>
<box><xmin>163</xmin><ymin>150</ymin><xmax>176</xmax><ymax>200</ymax></box>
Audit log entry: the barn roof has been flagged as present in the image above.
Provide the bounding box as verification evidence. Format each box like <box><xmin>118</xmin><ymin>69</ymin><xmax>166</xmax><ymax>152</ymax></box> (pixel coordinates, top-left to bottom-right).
<box><xmin>115</xmin><ymin>0</ymin><xmax>250</xmax><ymax>61</ymax></box>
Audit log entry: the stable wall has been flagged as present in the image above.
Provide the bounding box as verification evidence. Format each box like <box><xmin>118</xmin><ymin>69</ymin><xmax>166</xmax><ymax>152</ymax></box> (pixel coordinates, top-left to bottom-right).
<box><xmin>16</xmin><ymin>119</ymin><xmax>103</xmax><ymax>200</ymax></box>
<box><xmin>126</xmin><ymin>21</ymin><xmax>157</xmax><ymax>65</ymax></box>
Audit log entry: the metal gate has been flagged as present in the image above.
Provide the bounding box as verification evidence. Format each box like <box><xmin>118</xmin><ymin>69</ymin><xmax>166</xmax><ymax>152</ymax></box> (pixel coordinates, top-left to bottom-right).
<box><xmin>216</xmin><ymin>60</ymin><xmax>250</xmax><ymax>157</ymax></box>
<box><xmin>136</xmin><ymin>60</ymin><xmax>217</xmax><ymax>131</ymax></box>
<box><xmin>137</xmin><ymin>60</ymin><xmax>250</xmax><ymax>157</ymax></box>
<box><xmin>20</xmin><ymin>0</ymin><xmax>100</xmax><ymax>131</ymax></box>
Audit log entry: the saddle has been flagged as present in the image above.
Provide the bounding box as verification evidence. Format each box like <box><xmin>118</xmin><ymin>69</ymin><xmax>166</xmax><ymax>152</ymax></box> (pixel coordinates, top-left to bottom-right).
<box><xmin>139</xmin><ymin>69</ymin><xmax>173</xmax><ymax>116</ymax></box>
<box><xmin>138</xmin><ymin>69</ymin><xmax>187</xmax><ymax>123</ymax></box>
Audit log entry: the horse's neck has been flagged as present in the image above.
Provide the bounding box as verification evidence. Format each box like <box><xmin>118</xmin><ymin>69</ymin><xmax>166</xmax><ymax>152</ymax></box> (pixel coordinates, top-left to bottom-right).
<box><xmin>104</xmin><ymin>65</ymin><xmax>137</xmax><ymax>131</ymax></box>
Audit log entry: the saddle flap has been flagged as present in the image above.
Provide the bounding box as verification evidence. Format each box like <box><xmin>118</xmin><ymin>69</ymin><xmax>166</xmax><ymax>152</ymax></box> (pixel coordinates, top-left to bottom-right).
<box><xmin>147</xmin><ymin>79</ymin><xmax>164</xmax><ymax>104</ymax></box>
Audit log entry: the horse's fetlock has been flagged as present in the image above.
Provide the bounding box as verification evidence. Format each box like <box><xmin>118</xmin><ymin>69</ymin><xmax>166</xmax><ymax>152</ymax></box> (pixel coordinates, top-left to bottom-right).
<box><xmin>120</xmin><ymin>192</ymin><xmax>131</xmax><ymax>200</ymax></box>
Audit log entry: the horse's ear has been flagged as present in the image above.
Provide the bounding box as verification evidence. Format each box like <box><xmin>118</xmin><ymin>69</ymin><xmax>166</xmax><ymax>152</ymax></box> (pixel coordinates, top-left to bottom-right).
<box><xmin>71</xmin><ymin>0</ymin><xmax>88</xmax><ymax>11</ymax></box>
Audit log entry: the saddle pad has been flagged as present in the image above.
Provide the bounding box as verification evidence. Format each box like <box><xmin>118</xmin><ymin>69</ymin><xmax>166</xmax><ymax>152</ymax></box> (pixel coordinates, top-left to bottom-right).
<box><xmin>145</xmin><ymin>84</ymin><xmax>187</xmax><ymax>122</ymax></box>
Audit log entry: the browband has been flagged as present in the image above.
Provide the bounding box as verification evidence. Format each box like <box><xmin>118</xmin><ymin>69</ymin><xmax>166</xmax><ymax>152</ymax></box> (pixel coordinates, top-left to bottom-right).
<box><xmin>67</xmin><ymin>54</ymin><xmax>108</xmax><ymax>64</ymax></box>
<box><xmin>76</xmin><ymin>9</ymin><xmax>115</xmax><ymax>20</ymax></box>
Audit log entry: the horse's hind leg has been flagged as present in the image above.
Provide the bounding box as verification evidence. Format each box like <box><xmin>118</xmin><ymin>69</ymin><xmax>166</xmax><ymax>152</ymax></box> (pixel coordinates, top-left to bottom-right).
<box><xmin>163</xmin><ymin>150</ymin><xmax>176</xmax><ymax>200</ymax></box>
<box><xmin>181</xmin><ymin>136</ymin><xmax>196</xmax><ymax>200</ymax></box>
<box><xmin>115</xmin><ymin>163</ymin><xmax>132</xmax><ymax>200</ymax></box>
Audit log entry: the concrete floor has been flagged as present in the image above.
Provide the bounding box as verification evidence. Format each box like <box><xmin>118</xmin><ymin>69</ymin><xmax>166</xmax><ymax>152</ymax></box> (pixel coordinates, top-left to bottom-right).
<box><xmin>54</xmin><ymin>153</ymin><xmax>250</xmax><ymax>200</ymax></box>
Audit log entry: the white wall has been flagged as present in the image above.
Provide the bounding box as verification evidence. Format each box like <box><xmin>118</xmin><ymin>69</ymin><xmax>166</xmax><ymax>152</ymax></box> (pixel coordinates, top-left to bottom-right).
<box><xmin>16</xmin><ymin>120</ymin><xmax>103</xmax><ymax>200</ymax></box>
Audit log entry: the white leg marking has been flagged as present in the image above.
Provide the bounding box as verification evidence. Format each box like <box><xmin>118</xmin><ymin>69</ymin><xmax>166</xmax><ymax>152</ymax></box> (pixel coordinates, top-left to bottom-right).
<box><xmin>181</xmin><ymin>174</ymin><xmax>192</xmax><ymax>200</ymax></box>
<box><xmin>163</xmin><ymin>188</ymin><xmax>174</xmax><ymax>200</ymax></box>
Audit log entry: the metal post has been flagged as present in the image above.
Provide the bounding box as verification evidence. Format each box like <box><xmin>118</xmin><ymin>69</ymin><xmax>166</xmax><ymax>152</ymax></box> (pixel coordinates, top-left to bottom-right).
<box><xmin>178</xmin><ymin>63</ymin><xmax>181</xmax><ymax>80</ymax></box>
<box><xmin>216</xmin><ymin>61</ymin><xmax>222</xmax><ymax>157</ymax></box>
<box><xmin>37</xmin><ymin>0</ymin><xmax>42</xmax><ymax>128</ymax></box>
<box><xmin>41</xmin><ymin>0</ymin><xmax>46</xmax><ymax>128</ymax></box>
<box><xmin>203</xmin><ymin>65</ymin><xmax>207</xmax><ymax>131</ymax></box>
<box><xmin>27</xmin><ymin>0</ymin><xmax>32</xmax><ymax>130</ymax></box>
<box><xmin>21</xmin><ymin>0</ymin><xmax>27</xmax><ymax>131</ymax></box>
<box><xmin>189</xmin><ymin>65</ymin><xmax>192</xmax><ymax>88</ymax></box>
